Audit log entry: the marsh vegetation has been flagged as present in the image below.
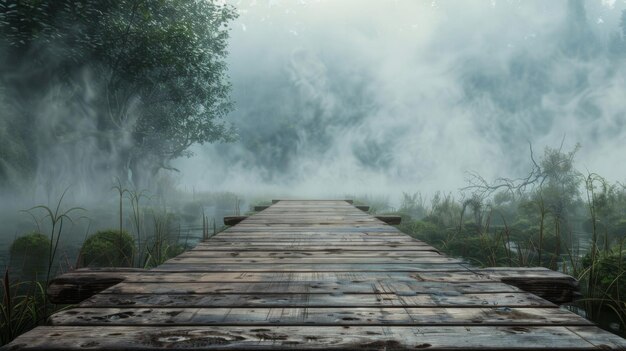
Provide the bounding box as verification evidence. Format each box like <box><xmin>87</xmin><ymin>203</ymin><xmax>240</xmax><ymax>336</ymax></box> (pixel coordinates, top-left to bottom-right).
<box><xmin>0</xmin><ymin>183</ymin><xmax>243</xmax><ymax>346</ymax></box>
<box><xmin>358</xmin><ymin>146</ymin><xmax>626</xmax><ymax>336</ymax></box>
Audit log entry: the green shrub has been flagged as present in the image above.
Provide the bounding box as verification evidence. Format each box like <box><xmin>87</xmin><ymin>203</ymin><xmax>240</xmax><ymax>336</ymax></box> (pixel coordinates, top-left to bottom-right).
<box><xmin>9</xmin><ymin>232</ymin><xmax>50</xmax><ymax>279</ymax></box>
<box><xmin>80</xmin><ymin>230</ymin><xmax>134</xmax><ymax>267</ymax></box>
<box><xmin>10</xmin><ymin>232</ymin><xmax>49</xmax><ymax>258</ymax></box>
<box><xmin>460</xmin><ymin>222</ymin><xmax>481</xmax><ymax>236</ymax></box>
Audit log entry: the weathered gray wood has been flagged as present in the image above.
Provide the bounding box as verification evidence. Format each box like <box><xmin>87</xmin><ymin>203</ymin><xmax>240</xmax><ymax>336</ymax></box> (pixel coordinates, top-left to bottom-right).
<box><xmin>566</xmin><ymin>325</ymin><xmax>626</xmax><ymax>349</ymax></box>
<box><xmin>152</xmin><ymin>263</ymin><xmax>468</xmax><ymax>272</ymax></box>
<box><xmin>50</xmin><ymin>269</ymin><xmax>575</xmax><ymax>284</ymax></box>
<box><xmin>47</xmin><ymin>268</ymin><xmax>578</xmax><ymax>305</ymax></box>
<box><xmin>209</xmin><ymin>237</ymin><xmax>417</xmax><ymax>242</ymax></box>
<box><xmin>50</xmin><ymin>307</ymin><xmax>589</xmax><ymax>326</ymax></box>
<box><xmin>120</xmin><ymin>271</ymin><xmax>494</xmax><ymax>283</ymax></box>
<box><xmin>101</xmin><ymin>281</ymin><xmax>522</xmax><ymax>295</ymax></box>
<box><xmin>177</xmin><ymin>250</ymin><xmax>444</xmax><ymax>258</ymax></box>
<box><xmin>163</xmin><ymin>256</ymin><xmax>462</xmax><ymax>264</ymax></box>
<box><xmin>7</xmin><ymin>325</ymin><xmax>624</xmax><ymax>350</ymax></box>
<box><xmin>47</xmin><ymin>268</ymin><xmax>146</xmax><ymax>304</ymax></box>
<box><xmin>81</xmin><ymin>292</ymin><xmax>553</xmax><ymax>308</ymax></box>
<box><xmin>217</xmin><ymin>226</ymin><xmax>399</xmax><ymax>232</ymax></box>
<box><xmin>478</xmin><ymin>267</ymin><xmax>580</xmax><ymax>304</ymax></box>
<box><xmin>272</xmin><ymin>199</ymin><xmax>353</xmax><ymax>204</ymax></box>
<box><xmin>192</xmin><ymin>244</ymin><xmax>436</xmax><ymax>251</ymax></box>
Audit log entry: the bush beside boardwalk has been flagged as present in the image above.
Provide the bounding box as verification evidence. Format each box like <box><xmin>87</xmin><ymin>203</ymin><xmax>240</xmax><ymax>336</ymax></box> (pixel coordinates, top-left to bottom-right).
<box><xmin>9</xmin><ymin>232</ymin><xmax>50</xmax><ymax>281</ymax></box>
<box><xmin>79</xmin><ymin>230</ymin><xmax>135</xmax><ymax>268</ymax></box>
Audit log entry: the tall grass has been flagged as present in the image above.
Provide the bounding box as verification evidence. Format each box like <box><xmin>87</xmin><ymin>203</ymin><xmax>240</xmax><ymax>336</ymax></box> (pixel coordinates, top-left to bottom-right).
<box><xmin>0</xmin><ymin>270</ymin><xmax>46</xmax><ymax>345</ymax></box>
<box><xmin>127</xmin><ymin>188</ymin><xmax>148</xmax><ymax>266</ymax></box>
<box><xmin>22</xmin><ymin>189</ymin><xmax>83</xmax><ymax>317</ymax></box>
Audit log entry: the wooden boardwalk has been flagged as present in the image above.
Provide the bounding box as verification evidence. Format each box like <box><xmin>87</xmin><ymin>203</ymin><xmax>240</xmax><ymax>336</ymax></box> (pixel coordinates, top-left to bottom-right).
<box><xmin>4</xmin><ymin>200</ymin><xmax>626</xmax><ymax>350</ymax></box>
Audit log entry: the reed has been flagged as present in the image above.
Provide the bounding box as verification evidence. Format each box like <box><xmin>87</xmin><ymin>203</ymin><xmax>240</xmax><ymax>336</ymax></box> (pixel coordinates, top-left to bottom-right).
<box><xmin>0</xmin><ymin>270</ymin><xmax>46</xmax><ymax>346</ymax></box>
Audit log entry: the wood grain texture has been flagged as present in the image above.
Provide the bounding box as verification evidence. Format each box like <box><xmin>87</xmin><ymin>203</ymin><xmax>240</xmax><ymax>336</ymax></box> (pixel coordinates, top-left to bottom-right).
<box><xmin>100</xmin><ymin>280</ymin><xmax>523</xmax><ymax>295</ymax></box>
<box><xmin>50</xmin><ymin>307</ymin><xmax>590</xmax><ymax>326</ymax></box>
<box><xmin>80</xmin><ymin>292</ymin><xmax>553</xmax><ymax>308</ymax></box>
<box><xmin>6</xmin><ymin>326</ymin><xmax>623</xmax><ymax>350</ymax></box>
<box><xmin>8</xmin><ymin>199</ymin><xmax>625</xmax><ymax>350</ymax></box>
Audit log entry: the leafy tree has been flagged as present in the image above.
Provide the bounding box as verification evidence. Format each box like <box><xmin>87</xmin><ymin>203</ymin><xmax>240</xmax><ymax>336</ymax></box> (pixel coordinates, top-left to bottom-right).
<box><xmin>536</xmin><ymin>144</ymin><xmax>582</xmax><ymax>220</ymax></box>
<box><xmin>0</xmin><ymin>0</ymin><xmax>237</xmax><ymax>187</ymax></box>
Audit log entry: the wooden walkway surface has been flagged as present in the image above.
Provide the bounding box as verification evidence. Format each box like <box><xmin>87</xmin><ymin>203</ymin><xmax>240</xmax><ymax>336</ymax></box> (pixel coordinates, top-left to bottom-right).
<box><xmin>4</xmin><ymin>200</ymin><xmax>626</xmax><ymax>350</ymax></box>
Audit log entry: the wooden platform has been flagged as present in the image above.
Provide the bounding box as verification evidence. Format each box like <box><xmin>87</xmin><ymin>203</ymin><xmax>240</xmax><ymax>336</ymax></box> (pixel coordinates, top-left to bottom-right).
<box><xmin>4</xmin><ymin>200</ymin><xmax>626</xmax><ymax>350</ymax></box>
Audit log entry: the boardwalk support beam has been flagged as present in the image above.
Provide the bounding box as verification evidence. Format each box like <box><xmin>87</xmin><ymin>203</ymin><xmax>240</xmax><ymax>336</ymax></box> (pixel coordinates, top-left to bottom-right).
<box><xmin>224</xmin><ymin>216</ymin><xmax>247</xmax><ymax>226</ymax></box>
<box><xmin>375</xmin><ymin>215</ymin><xmax>402</xmax><ymax>225</ymax></box>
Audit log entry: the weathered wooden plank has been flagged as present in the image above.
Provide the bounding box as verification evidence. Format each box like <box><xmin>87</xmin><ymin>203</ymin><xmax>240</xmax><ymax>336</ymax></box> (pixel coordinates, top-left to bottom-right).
<box><xmin>214</xmin><ymin>231</ymin><xmax>409</xmax><ymax>236</ymax></box>
<box><xmin>209</xmin><ymin>237</ymin><xmax>418</xmax><ymax>242</ymax></box>
<box><xmin>190</xmin><ymin>244</ymin><xmax>431</xmax><ymax>252</ymax></box>
<box><xmin>200</xmin><ymin>237</ymin><xmax>427</xmax><ymax>243</ymax></box>
<box><xmin>215</xmin><ymin>231</ymin><xmax>407</xmax><ymax>235</ymax></box>
<box><xmin>272</xmin><ymin>199</ymin><xmax>353</xmax><ymax>205</ymax></box>
<box><xmin>254</xmin><ymin>213</ymin><xmax>371</xmax><ymax>216</ymax></box>
<box><xmin>57</xmin><ymin>270</ymin><xmax>571</xmax><ymax>284</ymax></box>
<box><xmin>46</xmin><ymin>268</ymin><xmax>144</xmax><ymax>304</ymax></box>
<box><xmin>566</xmin><ymin>326</ymin><xmax>626</xmax><ymax>349</ymax></box>
<box><xmin>101</xmin><ymin>281</ymin><xmax>522</xmax><ymax>295</ymax></box>
<box><xmin>209</xmin><ymin>237</ymin><xmax>419</xmax><ymax>242</ymax></box>
<box><xmin>81</xmin><ymin>292</ymin><xmax>553</xmax><ymax>308</ymax></box>
<box><xmin>257</xmin><ymin>211</ymin><xmax>366</xmax><ymax>215</ymax></box>
<box><xmin>217</xmin><ymin>226</ymin><xmax>400</xmax><ymax>232</ymax></box>
<box><xmin>218</xmin><ymin>227</ymin><xmax>395</xmax><ymax>231</ymax></box>
<box><xmin>241</xmin><ymin>216</ymin><xmax>378</xmax><ymax>221</ymax></box>
<box><xmin>177</xmin><ymin>250</ymin><xmax>444</xmax><ymax>258</ymax></box>
<box><xmin>50</xmin><ymin>307</ymin><xmax>588</xmax><ymax>326</ymax></box>
<box><xmin>151</xmin><ymin>263</ymin><xmax>468</xmax><ymax>272</ymax></box>
<box><xmin>235</xmin><ymin>221</ymin><xmax>382</xmax><ymax>226</ymax></box>
<box><xmin>121</xmin><ymin>271</ymin><xmax>490</xmax><ymax>283</ymax></box>
<box><xmin>48</xmin><ymin>269</ymin><xmax>578</xmax><ymax>305</ymax></box>
<box><xmin>191</xmin><ymin>245</ymin><xmax>436</xmax><ymax>251</ymax></box>
<box><xmin>478</xmin><ymin>268</ymin><xmax>580</xmax><ymax>304</ymax></box>
<box><xmin>8</xmin><ymin>325</ymin><xmax>619</xmax><ymax>350</ymax></box>
<box><xmin>196</xmin><ymin>239</ymin><xmax>428</xmax><ymax>244</ymax></box>
<box><xmin>210</xmin><ymin>237</ymin><xmax>416</xmax><ymax>242</ymax></box>
<box><xmin>163</xmin><ymin>256</ymin><xmax>461</xmax><ymax>264</ymax></box>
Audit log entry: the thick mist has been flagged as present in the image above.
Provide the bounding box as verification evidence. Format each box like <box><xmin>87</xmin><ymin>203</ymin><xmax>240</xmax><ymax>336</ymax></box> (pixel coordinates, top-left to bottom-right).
<box><xmin>175</xmin><ymin>0</ymin><xmax>626</xmax><ymax>201</ymax></box>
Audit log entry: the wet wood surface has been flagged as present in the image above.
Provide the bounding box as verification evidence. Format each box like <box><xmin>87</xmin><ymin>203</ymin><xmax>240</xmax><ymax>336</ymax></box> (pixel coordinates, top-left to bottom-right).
<box><xmin>7</xmin><ymin>200</ymin><xmax>626</xmax><ymax>350</ymax></box>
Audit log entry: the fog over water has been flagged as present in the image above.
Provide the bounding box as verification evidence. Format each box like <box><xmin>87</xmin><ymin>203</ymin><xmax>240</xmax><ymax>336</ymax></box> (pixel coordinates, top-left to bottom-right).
<box><xmin>175</xmin><ymin>0</ymin><xmax>626</xmax><ymax>201</ymax></box>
